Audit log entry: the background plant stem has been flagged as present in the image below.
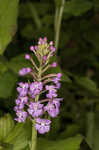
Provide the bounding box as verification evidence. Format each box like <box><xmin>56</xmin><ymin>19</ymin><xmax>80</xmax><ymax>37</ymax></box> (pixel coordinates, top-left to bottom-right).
<box><xmin>54</xmin><ymin>0</ymin><xmax>65</xmax><ymax>53</ymax></box>
<box><xmin>28</xmin><ymin>2</ymin><xmax>42</xmax><ymax>30</ymax></box>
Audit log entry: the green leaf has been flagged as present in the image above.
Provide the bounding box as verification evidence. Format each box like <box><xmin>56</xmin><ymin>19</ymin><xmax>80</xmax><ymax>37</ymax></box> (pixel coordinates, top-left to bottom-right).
<box><xmin>0</xmin><ymin>114</ymin><xmax>14</xmax><ymax>141</ymax></box>
<box><xmin>38</xmin><ymin>135</ymin><xmax>83</xmax><ymax>150</ymax></box>
<box><xmin>21</xmin><ymin>24</ymin><xmax>34</xmax><ymax>39</ymax></box>
<box><xmin>84</xmin><ymin>30</ymin><xmax>99</xmax><ymax>54</ymax></box>
<box><xmin>75</xmin><ymin>77</ymin><xmax>98</xmax><ymax>95</ymax></box>
<box><xmin>60</xmin><ymin>124</ymin><xmax>80</xmax><ymax>139</ymax></box>
<box><xmin>0</xmin><ymin>56</ymin><xmax>8</xmax><ymax>75</ymax></box>
<box><xmin>86</xmin><ymin>112</ymin><xmax>99</xmax><ymax>150</ymax></box>
<box><xmin>4</xmin><ymin>121</ymin><xmax>31</xmax><ymax>150</ymax></box>
<box><xmin>0</xmin><ymin>0</ymin><xmax>19</xmax><ymax>54</ymax></box>
<box><xmin>64</xmin><ymin>0</ymin><xmax>93</xmax><ymax>16</ymax></box>
<box><xmin>0</xmin><ymin>71</ymin><xmax>17</xmax><ymax>98</ymax></box>
<box><xmin>19</xmin><ymin>3</ymin><xmax>51</xmax><ymax>18</ymax></box>
<box><xmin>93</xmin><ymin>0</ymin><xmax>99</xmax><ymax>11</ymax></box>
<box><xmin>0</xmin><ymin>142</ymin><xmax>13</xmax><ymax>150</ymax></box>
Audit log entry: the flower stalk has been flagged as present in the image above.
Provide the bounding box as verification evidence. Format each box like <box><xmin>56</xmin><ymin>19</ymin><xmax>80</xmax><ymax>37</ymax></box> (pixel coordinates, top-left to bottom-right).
<box><xmin>31</xmin><ymin>120</ymin><xmax>37</xmax><ymax>150</ymax></box>
<box><xmin>14</xmin><ymin>37</ymin><xmax>63</xmax><ymax>150</ymax></box>
<box><xmin>31</xmin><ymin>64</ymin><xmax>42</xmax><ymax>150</ymax></box>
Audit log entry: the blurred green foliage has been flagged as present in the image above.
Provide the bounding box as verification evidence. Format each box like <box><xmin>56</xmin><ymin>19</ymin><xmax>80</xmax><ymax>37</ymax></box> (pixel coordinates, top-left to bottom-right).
<box><xmin>0</xmin><ymin>0</ymin><xmax>19</xmax><ymax>55</ymax></box>
<box><xmin>0</xmin><ymin>0</ymin><xmax>99</xmax><ymax>149</ymax></box>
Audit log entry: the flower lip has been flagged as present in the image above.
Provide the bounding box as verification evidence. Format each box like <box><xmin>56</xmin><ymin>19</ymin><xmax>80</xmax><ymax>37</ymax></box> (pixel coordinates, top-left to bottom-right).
<box><xmin>36</xmin><ymin>118</ymin><xmax>51</xmax><ymax>125</ymax></box>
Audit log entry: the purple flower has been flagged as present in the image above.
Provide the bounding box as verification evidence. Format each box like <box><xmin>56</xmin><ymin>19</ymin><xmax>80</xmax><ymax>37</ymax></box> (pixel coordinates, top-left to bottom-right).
<box><xmin>15</xmin><ymin>99</ymin><xmax>24</xmax><ymax>109</ymax></box>
<box><xmin>53</xmin><ymin>73</ymin><xmax>62</xmax><ymax>84</ymax></box>
<box><xmin>20</xmin><ymin>96</ymin><xmax>28</xmax><ymax>104</ymax></box>
<box><xmin>16</xmin><ymin>96</ymin><xmax>28</xmax><ymax>104</ymax></box>
<box><xmin>38</xmin><ymin>37</ymin><xmax>47</xmax><ymax>45</ymax></box>
<box><xmin>30</xmin><ymin>46</ymin><xmax>35</xmax><ymax>51</ymax></box>
<box><xmin>53</xmin><ymin>77</ymin><xmax>60</xmax><ymax>84</ymax></box>
<box><xmin>51</xmin><ymin>62</ymin><xmax>57</xmax><ymax>67</ymax></box>
<box><xmin>50</xmin><ymin>46</ymin><xmax>56</xmax><ymax>52</ymax></box>
<box><xmin>16</xmin><ymin>99</ymin><xmax>21</xmax><ymax>105</ymax></box>
<box><xmin>46</xmin><ymin>85</ymin><xmax>57</xmax><ymax>98</ymax></box>
<box><xmin>25</xmin><ymin>54</ymin><xmax>30</xmax><ymax>60</ymax></box>
<box><xmin>53</xmin><ymin>98</ymin><xmax>63</xmax><ymax>107</ymax></box>
<box><xmin>44</xmin><ymin>102</ymin><xmax>59</xmax><ymax>118</ymax></box>
<box><xmin>18</xmin><ymin>103</ymin><xmax>24</xmax><ymax>109</ymax></box>
<box><xmin>57</xmin><ymin>73</ymin><xmax>62</xmax><ymax>78</ymax></box>
<box><xmin>15</xmin><ymin>96</ymin><xmax>28</xmax><ymax>110</ymax></box>
<box><xmin>35</xmin><ymin>118</ymin><xmax>51</xmax><ymax>134</ymax></box>
<box><xmin>14</xmin><ymin>37</ymin><xmax>63</xmax><ymax>134</ymax></box>
<box><xmin>15</xmin><ymin>110</ymin><xmax>27</xmax><ymax>122</ymax></box>
<box><xmin>34</xmin><ymin>46</ymin><xmax>38</xmax><ymax>50</ymax></box>
<box><xmin>43</xmin><ymin>55</ymin><xmax>47</xmax><ymax>61</ymax></box>
<box><xmin>28</xmin><ymin>102</ymin><xmax>44</xmax><ymax>117</ymax></box>
<box><xmin>56</xmin><ymin>82</ymin><xmax>61</xmax><ymax>89</ymax></box>
<box><xmin>30</xmin><ymin>82</ymin><xmax>43</xmax><ymax>97</ymax></box>
<box><xmin>49</xmin><ymin>41</ymin><xmax>53</xmax><ymax>46</ymax></box>
<box><xmin>30</xmin><ymin>45</ymin><xmax>38</xmax><ymax>51</ymax></box>
<box><xmin>17</xmin><ymin>82</ymin><xmax>29</xmax><ymax>96</ymax></box>
<box><xmin>19</xmin><ymin>67</ymin><xmax>32</xmax><ymax>76</ymax></box>
<box><xmin>14</xmin><ymin>106</ymin><xmax>19</xmax><ymax>111</ymax></box>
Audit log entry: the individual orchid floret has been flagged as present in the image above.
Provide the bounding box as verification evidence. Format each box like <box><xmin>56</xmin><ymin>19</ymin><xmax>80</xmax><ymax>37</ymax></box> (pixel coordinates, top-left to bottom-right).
<box><xmin>50</xmin><ymin>45</ymin><xmax>56</xmax><ymax>52</ymax></box>
<box><xmin>30</xmin><ymin>82</ymin><xmax>43</xmax><ymax>98</ymax></box>
<box><xmin>46</xmin><ymin>85</ymin><xmax>57</xmax><ymax>98</ymax></box>
<box><xmin>51</xmin><ymin>62</ymin><xmax>57</xmax><ymax>67</ymax></box>
<box><xmin>49</xmin><ymin>41</ymin><xmax>53</xmax><ymax>46</ymax></box>
<box><xmin>15</xmin><ymin>96</ymin><xmax>28</xmax><ymax>110</ymax></box>
<box><xmin>38</xmin><ymin>37</ymin><xmax>47</xmax><ymax>45</ymax></box>
<box><xmin>35</xmin><ymin>118</ymin><xmax>51</xmax><ymax>134</ymax></box>
<box><xmin>53</xmin><ymin>73</ymin><xmax>62</xmax><ymax>83</ymax></box>
<box><xmin>19</xmin><ymin>67</ymin><xmax>32</xmax><ymax>76</ymax></box>
<box><xmin>30</xmin><ymin>46</ymin><xmax>35</xmax><ymax>51</ymax></box>
<box><xmin>30</xmin><ymin>45</ymin><xmax>38</xmax><ymax>51</ymax></box>
<box><xmin>16</xmin><ymin>96</ymin><xmax>28</xmax><ymax>105</ymax></box>
<box><xmin>28</xmin><ymin>102</ymin><xmax>44</xmax><ymax>117</ymax></box>
<box><xmin>53</xmin><ymin>98</ymin><xmax>63</xmax><ymax>107</ymax></box>
<box><xmin>15</xmin><ymin>110</ymin><xmax>27</xmax><ymax>123</ymax></box>
<box><xmin>42</xmin><ymin>55</ymin><xmax>47</xmax><ymax>62</ymax></box>
<box><xmin>44</xmin><ymin>102</ymin><xmax>59</xmax><ymax>118</ymax></box>
<box><xmin>56</xmin><ymin>82</ymin><xmax>61</xmax><ymax>89</ymax></box>
<box><xmin>15</xmin><ymin>99</ymin><xmax>24</xmax><ymax>109</ymax></box>
<box><xmin>17</xmin><ymin>82</ymin><xmax>29</xmax><ymax>96</ymax></box>
<box><xmin>25</xmin><ymin>54</ymin><xmax>31</xmax><ymax>60</ymax></box>
<box><xmin>19</xmin><ymin>96</ymin><xmax>28</xmax><ymax>104</ymax></box>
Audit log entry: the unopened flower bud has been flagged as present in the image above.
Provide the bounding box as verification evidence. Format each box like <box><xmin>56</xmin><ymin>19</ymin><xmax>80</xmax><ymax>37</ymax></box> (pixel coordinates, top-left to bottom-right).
<box><xmin>25</xmin><ymin>54</ymin><xmax>30</xmax><ymax>60</ymax></box>
<box><xmin>51</xmin><ymin>62</ymin><xmax>57</xmax><ymax>67</ymax></box>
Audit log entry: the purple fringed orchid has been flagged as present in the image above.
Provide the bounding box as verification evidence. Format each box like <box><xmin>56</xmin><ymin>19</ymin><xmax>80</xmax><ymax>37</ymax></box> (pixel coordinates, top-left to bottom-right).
<box><xmin>14</xmin><ymin>37</ymin><xmax>63</xmax><ymax>134</ymax></box>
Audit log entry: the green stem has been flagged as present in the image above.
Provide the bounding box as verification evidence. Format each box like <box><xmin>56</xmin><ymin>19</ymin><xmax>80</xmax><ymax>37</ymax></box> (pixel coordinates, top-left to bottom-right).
<box><xmin>28</xmin><ymin>2</ymin><xmax>42</xmax><ymax>29</ymax></box>
<box><xmin>30</xmin><ymin>65</ymin><xmax>42</xmax><ymax>150</ymax></box>
<box><xmin>31</xmin><ymin>120</ymin><xmax>37</xmax><ymax>150</ymax></box>
<box><xmin>54</xmin><ymin>0</ymin><xmax>65</xmax><ymax>53</ymax></box>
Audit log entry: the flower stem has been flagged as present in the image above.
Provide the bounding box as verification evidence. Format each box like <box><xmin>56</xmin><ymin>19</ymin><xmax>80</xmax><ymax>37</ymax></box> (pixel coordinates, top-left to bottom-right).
<box><xmin>31</xmin><ymin>120</ymin><xmax>37</xmax><ymax>150</ymax></box>
<box><xmin>54</xmin><ymin>0</ymin><xmax>65</xmax><ymax>53</ymax></box>
<box><xmin>30</xmin><ymin>65</ymin><xmax>42</xmax><ymax>150</ymax></box>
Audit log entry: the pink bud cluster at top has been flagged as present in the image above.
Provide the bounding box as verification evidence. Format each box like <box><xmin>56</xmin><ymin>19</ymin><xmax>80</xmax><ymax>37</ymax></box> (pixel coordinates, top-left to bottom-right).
<box><xmin>14</xmin><ymin>37</ymin><xmax>63</xmax><ymax>134</ymax></box>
